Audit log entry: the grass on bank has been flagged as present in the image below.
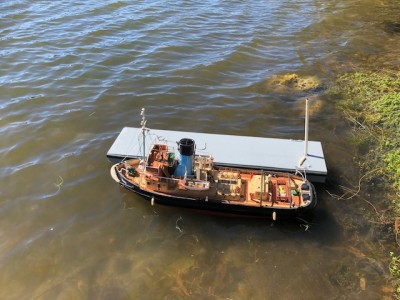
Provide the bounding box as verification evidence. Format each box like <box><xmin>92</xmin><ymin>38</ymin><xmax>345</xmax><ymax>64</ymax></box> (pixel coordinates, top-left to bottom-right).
<box><xmin>336</xmin><ymin>71</ymin><xmax>400</xmax><ymax>199</ymax></box>
<box><xmin>335</xmin><ymin>71</ymin><xmax>400</xmax><ymax>297</ymax></box>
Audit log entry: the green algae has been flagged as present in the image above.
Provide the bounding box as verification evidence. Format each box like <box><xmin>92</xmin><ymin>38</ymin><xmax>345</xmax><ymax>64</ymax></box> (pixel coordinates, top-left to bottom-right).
<box><xmin>267</xmin><ymin>73</ymin><xmax>321</xmax><ymax>93</ymax></box>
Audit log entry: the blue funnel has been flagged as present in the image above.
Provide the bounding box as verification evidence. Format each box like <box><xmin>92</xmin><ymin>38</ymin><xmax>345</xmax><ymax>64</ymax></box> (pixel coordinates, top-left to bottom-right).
<box><xmin>174</xmin><ymin>138</ymin><xmax>195</xmax><ymax>177</ymax></box>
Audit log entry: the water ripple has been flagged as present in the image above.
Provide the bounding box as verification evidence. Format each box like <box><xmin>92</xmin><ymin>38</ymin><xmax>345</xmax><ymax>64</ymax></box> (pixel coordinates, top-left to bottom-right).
<box><xmin>0</xmin><ymin>0</ymin><xmax>398</xmax><ymax>298</ymax></box>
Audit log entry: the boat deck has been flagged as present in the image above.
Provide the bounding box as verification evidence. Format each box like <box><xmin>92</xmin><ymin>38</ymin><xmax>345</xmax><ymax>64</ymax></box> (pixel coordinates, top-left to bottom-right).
<box><xmin>107</xmin><ymin>127</ymin><xmax>327</xmax><ymax>183</ymax></box>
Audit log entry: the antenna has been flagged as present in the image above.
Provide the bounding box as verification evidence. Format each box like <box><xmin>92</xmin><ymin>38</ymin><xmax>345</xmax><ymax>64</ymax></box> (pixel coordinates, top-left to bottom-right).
<box><xmin>298</xmin><ymin>98</ymin><xmax>309</xmax><ymax>167</ymax></box>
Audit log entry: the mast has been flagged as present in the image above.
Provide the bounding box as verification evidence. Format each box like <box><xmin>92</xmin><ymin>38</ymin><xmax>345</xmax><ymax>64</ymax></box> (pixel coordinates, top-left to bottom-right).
<box><xmin>140</xmin><ymin>108</ymin><xmax>148</xmax><ymax>160</ymax></box>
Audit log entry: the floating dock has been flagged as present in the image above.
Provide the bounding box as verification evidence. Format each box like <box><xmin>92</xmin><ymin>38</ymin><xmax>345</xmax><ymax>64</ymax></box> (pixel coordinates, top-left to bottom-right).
<box><xmin>107</xmin><ymin>127</ymin><xmax>327</xmax><ymax>183</ymax></box>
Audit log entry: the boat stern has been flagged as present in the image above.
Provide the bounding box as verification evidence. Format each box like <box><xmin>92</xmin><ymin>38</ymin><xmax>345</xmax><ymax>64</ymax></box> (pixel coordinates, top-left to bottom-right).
<box><xmin>300</xmin><ymin>180</ymin><xmax>317</xmax><ymax>210</ymax></box>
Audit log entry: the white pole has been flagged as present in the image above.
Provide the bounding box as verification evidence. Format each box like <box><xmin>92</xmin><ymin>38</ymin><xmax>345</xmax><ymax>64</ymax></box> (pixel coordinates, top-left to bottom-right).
<box><xmin>298</xmin><ymin>98</ymin><xmax>309</xmax><ymax>167</ymax></box>
<box><xmin>304</xmin><ymin>98</ymin><xmax>309</xmax><ymax>157</ymax></box>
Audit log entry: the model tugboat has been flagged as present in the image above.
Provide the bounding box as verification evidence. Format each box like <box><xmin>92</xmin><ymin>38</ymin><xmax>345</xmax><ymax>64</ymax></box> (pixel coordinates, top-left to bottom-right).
<box><xmin>110</xmin><ymin>109</ymin><xmax>317</xmax><ymax>219</ymax></box>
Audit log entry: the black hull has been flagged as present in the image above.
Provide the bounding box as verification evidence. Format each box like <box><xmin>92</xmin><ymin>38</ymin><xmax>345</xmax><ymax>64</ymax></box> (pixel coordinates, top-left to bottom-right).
<box><xmin>116</xmin><ymin>172</ymin><xmax>317</xmax><ymax>220</ymax></box>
